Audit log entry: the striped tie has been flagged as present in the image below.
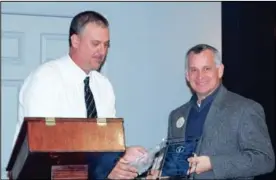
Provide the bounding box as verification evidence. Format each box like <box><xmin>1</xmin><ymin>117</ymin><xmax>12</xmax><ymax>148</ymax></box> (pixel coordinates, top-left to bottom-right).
<box><xmin>84</xmin><ymin>76</ymin><xmax>97</xmax><ymax>118</ymax></box>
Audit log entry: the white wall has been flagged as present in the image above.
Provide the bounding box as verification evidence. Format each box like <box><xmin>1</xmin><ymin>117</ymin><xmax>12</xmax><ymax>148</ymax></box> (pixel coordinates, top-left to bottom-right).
<box><xmin>2</xmin><ymin>2</ymin><xmax>221</xmax><ymax>148</ymax></box>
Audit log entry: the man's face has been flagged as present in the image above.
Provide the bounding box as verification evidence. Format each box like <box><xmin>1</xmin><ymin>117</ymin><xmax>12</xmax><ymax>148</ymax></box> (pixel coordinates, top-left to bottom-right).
<box><xmin>73</xmin><ymin>22</ymin><xmax>110</xmax><ymax>71</ymax></box>
<box><xmin>186</xmin><ymin>49</ymin><xmax>224</xmax><ymax>98</ymax></box>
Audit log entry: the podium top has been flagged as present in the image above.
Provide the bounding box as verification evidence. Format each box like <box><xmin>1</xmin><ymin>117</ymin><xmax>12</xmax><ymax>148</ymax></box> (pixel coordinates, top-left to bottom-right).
<box><xmin>7</xmin><ymin>117</ymin><xmax>126</xmax><ymax>171</ymax></box>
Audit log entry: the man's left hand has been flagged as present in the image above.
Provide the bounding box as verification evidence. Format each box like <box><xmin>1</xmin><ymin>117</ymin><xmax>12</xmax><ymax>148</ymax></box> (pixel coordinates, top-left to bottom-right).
<box><xmin>123</xmin><ymin>146</ymin><xmax>147</xmax><ymax>162</ymax></box>
<box><xmin>187</xmin><ymin>155</ymin><xmax>212</xmax><ymax>175</ymax></box>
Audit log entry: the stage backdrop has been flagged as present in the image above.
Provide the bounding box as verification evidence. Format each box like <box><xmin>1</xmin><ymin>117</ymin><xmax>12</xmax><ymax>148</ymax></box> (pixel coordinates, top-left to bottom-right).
<box><xmin>1</xmin><ymin>2</ymin><xmax>221</xmax><ymax>178</ymax></box>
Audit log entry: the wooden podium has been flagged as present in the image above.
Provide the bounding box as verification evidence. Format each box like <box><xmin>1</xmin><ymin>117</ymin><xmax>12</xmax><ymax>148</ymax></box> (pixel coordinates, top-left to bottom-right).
<box><xmin>6</xmin><ymin>117</ymin><xmax>126</xmax><ymax>180</ymax></box>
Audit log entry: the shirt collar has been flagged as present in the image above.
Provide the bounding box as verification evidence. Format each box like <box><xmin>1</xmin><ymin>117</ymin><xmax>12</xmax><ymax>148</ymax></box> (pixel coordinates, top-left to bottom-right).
<box><xmin>64</xmin><ymin>54</ymin><xmax>94</xmax><ymax>84</ymax></box>
<box><xmin>190</xmin><ymin>84</ymin><xmax>221</xmax><ymax>109</ymax></box>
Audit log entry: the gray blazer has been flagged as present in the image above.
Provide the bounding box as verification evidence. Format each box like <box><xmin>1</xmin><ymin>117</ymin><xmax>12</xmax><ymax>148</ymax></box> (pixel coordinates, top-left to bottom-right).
<box><xmin>167</xmin><ymin>85</ymin><xmax>275</xmax><ymax>179</ymax></box>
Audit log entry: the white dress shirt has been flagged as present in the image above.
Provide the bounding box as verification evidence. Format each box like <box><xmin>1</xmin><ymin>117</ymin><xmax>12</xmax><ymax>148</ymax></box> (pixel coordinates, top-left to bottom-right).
<box><xmin>13</xmin><ymin>54</ymin><xmax>116</xmax><ymax>145</ymax></box>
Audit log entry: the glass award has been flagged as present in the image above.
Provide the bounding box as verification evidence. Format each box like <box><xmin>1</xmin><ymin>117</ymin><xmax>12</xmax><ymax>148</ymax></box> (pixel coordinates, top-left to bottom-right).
<box><xmin>143</xmin><ymin>137</ymin><xmax>200</xmax><ymax>179</ymax></box>
<box><xmin>129</xmin><ymin>137</ymin><xmax>200</xmax><ymax>178</ymax></box>
<box><xmin>160</xmin><ymin>137</ymin><xmax>200</xmax><ymax>178</ymax></box>
<box><xmin>129</xmin><ymin>138</ymin><xmax>167</xmax><ymax>175</ymax></box>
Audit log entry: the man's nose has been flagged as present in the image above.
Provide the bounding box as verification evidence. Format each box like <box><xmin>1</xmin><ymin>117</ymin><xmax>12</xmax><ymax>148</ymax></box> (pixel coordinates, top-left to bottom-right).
<box><xmin>97</xmin><ymin>43</ymin><xmax>106</xmax><ymax>54</ymax></box>
<box><xmin>197</xmin><ymin>71</ymin><xmax>204</xmax><ymax>80</ymax></box>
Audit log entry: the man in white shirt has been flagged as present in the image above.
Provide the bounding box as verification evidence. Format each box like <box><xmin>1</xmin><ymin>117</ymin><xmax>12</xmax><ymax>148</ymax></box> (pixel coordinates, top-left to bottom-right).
<box><xmin>12</xmin><ymin>10</ymin><xmax>146</xmax><ymax>179</ymax></box>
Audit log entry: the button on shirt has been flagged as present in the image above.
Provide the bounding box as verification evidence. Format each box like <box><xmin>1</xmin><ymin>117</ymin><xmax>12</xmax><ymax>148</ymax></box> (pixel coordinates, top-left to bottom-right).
<box><xmin>13</xmin><ymin>54</ymin><xmax>116</xmax><ymax>146</ymax></box>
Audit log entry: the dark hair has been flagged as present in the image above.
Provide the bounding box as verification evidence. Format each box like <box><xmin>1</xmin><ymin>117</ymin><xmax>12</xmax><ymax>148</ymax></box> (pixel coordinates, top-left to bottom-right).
<box><xmin>69</xmin><ymin>11</ymin><xmax>109</xmax><ymax>47</ymax></box>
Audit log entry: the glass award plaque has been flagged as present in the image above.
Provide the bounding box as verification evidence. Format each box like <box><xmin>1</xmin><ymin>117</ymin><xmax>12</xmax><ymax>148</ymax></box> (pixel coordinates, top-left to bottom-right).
<box><xmin>148</xmin><ymin>137</ymin><xmax>200</xmax><ymax>179</ymax></box>
<box><xmin>129</xmin><ymin>138</ymin><xmax>167</xmax><ymax>175</ymax></box>
<box><xmin>129</xmin><ymin>137</ymin><xmax>200</xmax><ymax>178</ymax></box>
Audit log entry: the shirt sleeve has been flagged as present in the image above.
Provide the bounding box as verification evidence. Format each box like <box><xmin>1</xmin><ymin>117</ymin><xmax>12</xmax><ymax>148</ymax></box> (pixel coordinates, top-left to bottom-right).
<box><xmin>13</xmin><ymin>66</ymin><xmax>61</xmax><ymax>146</ymax></box>
<box><xmin>104</xmin><ymin>77</ymin><xmax>116</xmax><ymax>118</ymax></box>
<box><xmin>210</xmin><ymin>102</ymin><xmax>275</xmax><ymax>178</ymax></box>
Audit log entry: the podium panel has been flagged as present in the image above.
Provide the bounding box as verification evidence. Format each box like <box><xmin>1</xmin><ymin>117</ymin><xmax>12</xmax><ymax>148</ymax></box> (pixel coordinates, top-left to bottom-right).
<box><xmin>6</xmin><ymin>117</ymin><xmax>125</xmax><ymax>179</ymax></box>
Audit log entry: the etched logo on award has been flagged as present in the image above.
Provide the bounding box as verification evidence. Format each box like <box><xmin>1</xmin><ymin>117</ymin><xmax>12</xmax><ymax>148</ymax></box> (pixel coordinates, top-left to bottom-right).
<box><xmin>176</xmin><ymin>146</ymin><xmax>185</xmax><ymax>153</ymax></box>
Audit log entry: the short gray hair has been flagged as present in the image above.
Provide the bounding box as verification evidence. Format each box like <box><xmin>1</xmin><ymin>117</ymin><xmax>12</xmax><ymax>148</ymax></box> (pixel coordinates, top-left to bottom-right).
<box><xmin>185</xmin><ymin>44</ymin><xmax>222</xmax><ymax>71</ymax></box>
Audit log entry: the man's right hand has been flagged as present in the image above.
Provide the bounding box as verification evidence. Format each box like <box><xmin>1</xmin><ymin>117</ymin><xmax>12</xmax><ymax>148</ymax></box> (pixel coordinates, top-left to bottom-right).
<box><xmin>107</xmin><ymin>158</ymin><xmax>138</xmax><ymax>179</ymax></box>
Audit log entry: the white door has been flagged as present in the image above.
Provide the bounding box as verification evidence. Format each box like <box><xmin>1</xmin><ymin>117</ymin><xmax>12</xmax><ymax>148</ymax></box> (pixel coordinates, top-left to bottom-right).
<box><xmin>1</xmin><ymin>13</ymin><xmax>72</xmax><ymax>179</ymax></box>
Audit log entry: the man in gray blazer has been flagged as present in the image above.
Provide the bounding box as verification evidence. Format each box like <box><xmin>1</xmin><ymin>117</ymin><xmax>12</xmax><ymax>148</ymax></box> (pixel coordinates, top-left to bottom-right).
<box><xmin>148</xmin><ymin>44</ymin><xmax>275</xmax><ymax>179</ymax></box>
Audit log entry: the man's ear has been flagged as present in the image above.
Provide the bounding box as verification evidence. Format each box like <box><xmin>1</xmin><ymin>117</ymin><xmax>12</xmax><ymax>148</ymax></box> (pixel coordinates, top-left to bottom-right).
<box><xmin>71</xmin><ymin>34</ymin><xmax>80</xmax><ymax>48</ymax></box>
<box><xmin>218</xmin><ymin>64</ymin><xmax>224</xmax><ymax>78</ymax></box>
<box><xmin>185</xmin><ymin>71</ymin><xmax>190</xmax><ymax>82</ymax></box>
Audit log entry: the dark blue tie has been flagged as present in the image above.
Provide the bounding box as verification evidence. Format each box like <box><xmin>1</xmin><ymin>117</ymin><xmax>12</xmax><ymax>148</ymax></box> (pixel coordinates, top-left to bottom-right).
<box><xmin>84</xmin><ymin>76</ymin><xmax>97</xmax><ymax>118</ymax></box>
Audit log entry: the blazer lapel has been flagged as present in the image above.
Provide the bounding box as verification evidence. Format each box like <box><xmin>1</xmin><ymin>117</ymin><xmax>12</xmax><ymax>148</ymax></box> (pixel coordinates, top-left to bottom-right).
<box><xmin>195</xmin><ymin>85</ymin><xmax>228</xmax><ymax>154</ymax></box>
<box><xmin>171</xmin><ymin>103</ymin><xmax>192</xmax><ymax>141</ymax></box>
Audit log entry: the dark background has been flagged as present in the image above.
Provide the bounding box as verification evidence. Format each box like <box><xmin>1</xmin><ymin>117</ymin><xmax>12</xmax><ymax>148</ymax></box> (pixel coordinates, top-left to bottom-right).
<box><xmin>222</xmin><ymin>2</ymin><xmax>275</xmax><ymax>179</ymax></box>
